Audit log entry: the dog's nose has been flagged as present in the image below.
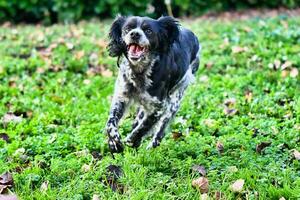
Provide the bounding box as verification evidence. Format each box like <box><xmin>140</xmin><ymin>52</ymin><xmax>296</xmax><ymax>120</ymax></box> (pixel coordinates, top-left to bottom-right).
<box><xmin>130</xmin><ymin>31</ymin><xmax>140</xmax><ymax>40</ymax></box>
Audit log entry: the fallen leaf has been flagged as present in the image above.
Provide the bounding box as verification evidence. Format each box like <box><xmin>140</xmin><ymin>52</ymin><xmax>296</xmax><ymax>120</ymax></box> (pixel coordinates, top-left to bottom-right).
<box><xmin>281</xmin><ymin>70</ymin><xmax>289</xmax><ymax>78</ymax></box>
<box><xmin>192</xmin><ymin>177</ymin><xmax>209</xmax><ymax>193</ymax></box>
<box><xmin>227</xmin><ymin>166</ymin><xmax>238</xmax><ymax>173</ymax></box>
<box><xmin>256</xmin><ymin>142</ymin><xmax>271</xmax><ymax>154</ymax></box>
<box><xmin>199</xmin><ymin>75</ymin><xmax>209</xmax><ymax>82</ymax></box>
<box><xmin>281</xmin><ymin>61</ymin><xmax>292</xmax><ymax>70</ymax></box>
<box><xmin>215</xmin><ymin>191</ymin><xmax>224</xmax><ymax>200</ymax></box>
<box><xmin>75</xmin><ymin>50</ymin><xmax>85</xmax><ymax>60</ymax></box>
<box><xmin>224</xmin><ymin>98</ymin><xmax>236</xmax><ymax>107</ymax></box>
<box><xmin>101</xmin><ymin>69</ymin><xmax>113</xmax><ymax>77</ymax></box>
<box><xmin>104</xmin><ymin>165</ymin><xmax>124</xmax><ymax>193</ymax></box>
<box><xmin>65</xmin><ymin>42</ymin><xmax>74</xmax><ymax>50</ymax></box>
<box><xmin>83</xmin><ymin>79</ymin><xmax>91</xmax><ymax>85</ymax></box>
<box><xmin>290</xmin><ymin>67</ymin><xmax>299</xmax><ymax>78</ymax></box>
<box><xmin>0</xmin><ymin>195</ymin><xmax>18</xmax><ymax>200</ymax></box>
<box><xmin>192</xmin><ymin>165</ymin><xmax>206</xmax><ymax>176</ymax></box>
<box><xmin>200</xmin><ymin>193</ymin><xmax>209</xmax><ymax>200</ymax></box>
<box><xmin>81</xmin><ymin>164</ymin><xmax>91</xmax><ymax>172</ymax></box>
<box><xmin>0</xmin><ymin>185</ymin><xmax>8</xmax><ymax>194</ymax></box>
<box><xmin>40</xmin><ymin>181</ymin><xmax>48</xmax><ymax>192</ymax></box>
<box><xmin>293</xmin><ymin>150</ymin><xmax>300</xmax><ymax>160</ymax></box>
<box><xmin>74</xmin><ymin>149</ymin><xmax>89</xmax><ymax>157</ymax></box>
<box><xmin>0</xmin><ymin>133</ymin><xmax>9</xmax><ymax>143</ymax></box>
<box><xmin>97</xmin><ymin>39</ymin><xmax>108</xmax><ymax>48</ymax></box>
<box><xmin>0</xmin><ymin>172</ymin><xmax>13</xmax><ymax>186</ymax></box>
<box><xmin>203</xmin><ymin>119</ymin><xmax>217</xmax><ymax>128</ymax></box>
<box><xmin>232</xmin><ymin>46</ymin><xmax>248</xmax><ymax>54</ymax></box>
<box><xmin>92</xmin><ymin>194</ymin><xmax>100</xmax><ymax>200</ymax></box>
<box><xmin>274</xmin><ymin>59</ymin><xmax>281</xmax><ymax>69</ymax></box>
<box><xmin>216</xmin><ymin>141</ymin><xmax>224</xmax><ymax>153</ymax></box>
<box><xmin>89</xmin><ymin>53</ymin><xmax>99</xmax><ymax>66</ymax></box>
<box><xmin>230</xmin><ymin>179</ymin><xmax>244</xmax><ymax>193</ymax></box>
<box><xmin>223</xmin><ymin>108</ymin><xmax>238</xmax><ymax>116</ymax></box>
<box><xmin>204</xmin><ymin>62</ymin><xmax>214</xmax><ymax>69</ymax></box>
<box><xmin>244</xmin><ymin>90</ymin><xmax>253</xmax><ymax>102</ymax></box>
<box><xmin>172</xmin><ymin>131</ymin><xmax>183</xmax><ymax>140</ymax></box>
<box><xmin>2</xmin><ymin>113</ymin><xmax>22</xmax><ymax>126</ymax></box>
<box><xmin>91</xmin><ymin>151</ymin><xmax>103</xmax><ymax>160</ymax></box>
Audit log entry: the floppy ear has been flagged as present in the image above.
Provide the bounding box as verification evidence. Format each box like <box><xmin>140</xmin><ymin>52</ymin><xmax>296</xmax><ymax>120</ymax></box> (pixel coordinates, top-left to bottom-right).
<box><xmin>107</xmin><ymin>15</ymin><xmax>127</xmax><ymax>57</ymax></box>
<box><xmin>158</xmin><ymin>16</ymin><xmax>179</xmax><ymax>49</ymax></box>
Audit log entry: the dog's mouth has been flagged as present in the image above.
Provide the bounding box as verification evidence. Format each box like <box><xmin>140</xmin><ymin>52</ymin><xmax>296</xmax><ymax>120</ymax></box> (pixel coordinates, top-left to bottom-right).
<box><xmin>127</xmin><ymin>43</ymin><xmax>148</xmax><ymax>60</ymax></box>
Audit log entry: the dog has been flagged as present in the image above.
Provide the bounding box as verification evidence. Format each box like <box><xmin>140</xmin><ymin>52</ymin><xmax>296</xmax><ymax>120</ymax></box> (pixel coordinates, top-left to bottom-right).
<box><xmin>106</xmin><ymin>15</ymin><xmax>201</xmax><ymax>153</ymax></box>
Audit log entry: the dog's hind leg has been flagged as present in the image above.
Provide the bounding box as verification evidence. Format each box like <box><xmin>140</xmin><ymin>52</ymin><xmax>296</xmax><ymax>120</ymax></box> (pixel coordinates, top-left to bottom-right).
<box><xmin>124</xmin><ymin>111</ymin><xmax>162</xmax><ymax>148</ymax></box>
<box><xmin>146</xmin><ymin>88</ymin><xmax>186</xmax><ymax>149</ymax></box>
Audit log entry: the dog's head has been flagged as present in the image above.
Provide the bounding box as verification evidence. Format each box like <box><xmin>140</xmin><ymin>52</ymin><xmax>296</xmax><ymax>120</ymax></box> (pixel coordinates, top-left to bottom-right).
<box><xmin>108</xmin><ymin>16</ymin><xmax>179</xmax><ymax>66</ymax></box>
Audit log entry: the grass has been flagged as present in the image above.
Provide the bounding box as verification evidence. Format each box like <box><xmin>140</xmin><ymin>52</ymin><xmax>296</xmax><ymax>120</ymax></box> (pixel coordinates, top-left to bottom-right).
<box><xmin>0</xmin><ymin>15</ymin><xmax>300</xmax><ymax>200</ymax></box>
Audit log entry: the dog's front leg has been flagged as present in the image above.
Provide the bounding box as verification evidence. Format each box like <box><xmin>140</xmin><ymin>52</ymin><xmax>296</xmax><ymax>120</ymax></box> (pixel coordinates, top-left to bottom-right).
<box><xmin>106</xmin><ymin>97</ymin><xmax>128</xmax><ymax>153</ymax></box>
<box><xmin>106</xmin><ymin>73</ymin><xmax>131</xmax><ymax>153</ymax></box>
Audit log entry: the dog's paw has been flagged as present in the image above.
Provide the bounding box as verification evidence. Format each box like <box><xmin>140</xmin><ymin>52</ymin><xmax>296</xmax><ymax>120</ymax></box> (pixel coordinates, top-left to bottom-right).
<box><xmin>146</xmin><ymin>140</ymin><xmax>160</xmax><ymax>150</ymax></box>
<box><xmin>108</xmin><ymin>137</ymin><xmax>124</xmax><ymax>153</ymax></box>
<box><xmin>124</xmin><ymin>136</ymin><xmax>141</xmax><ymax>148</ymax></box>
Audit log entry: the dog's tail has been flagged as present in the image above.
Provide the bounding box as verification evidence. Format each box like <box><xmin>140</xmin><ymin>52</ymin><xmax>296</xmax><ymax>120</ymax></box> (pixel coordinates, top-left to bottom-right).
<box><xmin>191</xmin><ymin>42</ymin><xmax>201</xmax><ymax>75</ymax></box>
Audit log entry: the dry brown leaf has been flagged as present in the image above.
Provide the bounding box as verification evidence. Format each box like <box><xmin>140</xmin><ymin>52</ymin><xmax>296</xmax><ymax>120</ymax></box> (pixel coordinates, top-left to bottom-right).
<box><xmin>0</xmin><ymin>172</ymin><xmax>13</xmax><ymax>186</ymax></box>
<box><xmin>172</xmin><ymin>132</ymin><xmax>183</xmax><ymax>140</ymax></box>
<box><xmin>293</xmin><ymin>150</ymin><xmax>300</xmax><ymax>160</ymax></box>
<box><xmin>204</xmin><ymin>62</ymin><xmax>214</xmax><ymax>69</ymax></box>
<box><xmin>216</xmin><ymin>141</ymin><xmax>224</xmax><ymax>153</ymax></box>
<box><xmin>224</xmin><ymin>98</ymin><xmax>236</xmax><ymax>107</ymax></box>
<box><xmin>230</xmin><ymin>179</ymin><xmax>244</xmax><ymax>193</ymax></box>
<box><xmin>101</xmin><ymin>69</ymin><xmax>113</xmax><ymax>77</ymax></box>
<box><xmin>245</xmin><ymin>90</ymin><xmax>253</xmax><ymax>102</ymax></box>
<box><xmin>215</xmin><ymin>191</ymin><xmax>224</xmax><ymax>200</ymax></box>
<box><xmin>232</xmin><ymin>46</ymin><xmax>248</xmax><ymax>54</ymax></box>
<box><xmin>97</xmin><ymin>39</ymin><xmax>108</xmax><ymax>48</ymax></box>
<box><xmin>223</xmin><ymin>108</ymin><xmax>238</xmax><ymax>116</ymax></box>
<box><xmin>75</xmin><ymin>50</ymin><xmax>85</xmax><ymax>60</ymax></box>
<box><xmin>192</xmin><ymin>165</ymin><xmax>206</xmax><ymax>176</ymax></box>
<box><xmin>281</xmin><ymin>70</ymin><xmax>289</xmax><ymax>78</ymax></box>
<box><xmin>192</xmin><ymin>177</ymin><xmax>209</xmax><ymax>193</ymax></box>
<box><xmin>256</xmin><ymin>142</ymin><xmax>271</xmax><ymax>154</ymax></box>
<box><xmin>290</xmin><ymin>68</ymin><xmax>299</xmax><ymax>78</ymax></box>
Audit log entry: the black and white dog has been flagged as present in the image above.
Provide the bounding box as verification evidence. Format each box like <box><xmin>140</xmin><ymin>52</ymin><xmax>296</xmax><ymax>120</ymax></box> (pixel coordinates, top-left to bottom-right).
<box><xmin>106</xmin><ymin>15</ymin><xmax>200</xmax><ymax>153</ymax></box>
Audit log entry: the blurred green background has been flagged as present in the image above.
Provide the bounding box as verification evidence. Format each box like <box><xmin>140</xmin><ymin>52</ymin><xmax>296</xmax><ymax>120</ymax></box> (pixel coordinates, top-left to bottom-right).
<box><xmin>0</xmin><ymin>0</ymin><xmax>300</xmax><ymax>24</ymax></box>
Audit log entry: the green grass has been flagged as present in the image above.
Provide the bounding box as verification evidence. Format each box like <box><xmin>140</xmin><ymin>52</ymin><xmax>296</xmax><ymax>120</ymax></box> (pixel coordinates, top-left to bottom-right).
<box><xmin>0</xmin><ymin>15</ymin><xmax>300</xmax><ymax>200</ymax></box>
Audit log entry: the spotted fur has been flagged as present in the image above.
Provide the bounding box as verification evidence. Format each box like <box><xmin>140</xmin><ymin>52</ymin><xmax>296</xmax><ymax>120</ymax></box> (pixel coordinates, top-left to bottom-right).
<box><xmin>106</xmin><ymin>16</ymin><xmax>201</xmax><ymax>153</ymax></box>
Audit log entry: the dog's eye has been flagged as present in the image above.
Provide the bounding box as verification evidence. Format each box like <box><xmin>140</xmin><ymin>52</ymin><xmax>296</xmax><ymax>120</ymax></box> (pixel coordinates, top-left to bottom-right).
<box><xmin>145</xmin><ymin>29</ymin><xmax>152</xmax><ymax>34</ymax></box>
<box><xmin>124</xmin><ymin>28</ymin><xmax>130</xmax><ymax>34</ymax></box>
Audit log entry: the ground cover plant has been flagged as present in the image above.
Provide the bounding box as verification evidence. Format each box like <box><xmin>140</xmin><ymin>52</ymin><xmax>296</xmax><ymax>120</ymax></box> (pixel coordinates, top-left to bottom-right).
<box><xmin>0</xmin><ymin>13</ymin><xmax>300</xmax><ymax>199</ymax></box>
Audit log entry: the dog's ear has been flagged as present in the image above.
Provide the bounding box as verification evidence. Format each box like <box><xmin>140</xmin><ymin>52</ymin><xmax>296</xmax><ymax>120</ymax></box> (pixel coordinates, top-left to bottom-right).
<box><xmin>107</xmin><ymin>15</ymin><xmax>127</xmax><ymax>57</ymax></box>
<box><xmin>158</xmin><ymin>16</ymin><xmax>179</xmax><ymax>49</ymax></box>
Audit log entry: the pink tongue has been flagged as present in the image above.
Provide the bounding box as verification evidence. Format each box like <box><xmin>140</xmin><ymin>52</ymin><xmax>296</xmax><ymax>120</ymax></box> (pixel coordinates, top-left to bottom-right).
<box><xmin>129</xmin><ymin>45</ymin><xmax>142</xmax><ymax>55</ymax></box>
